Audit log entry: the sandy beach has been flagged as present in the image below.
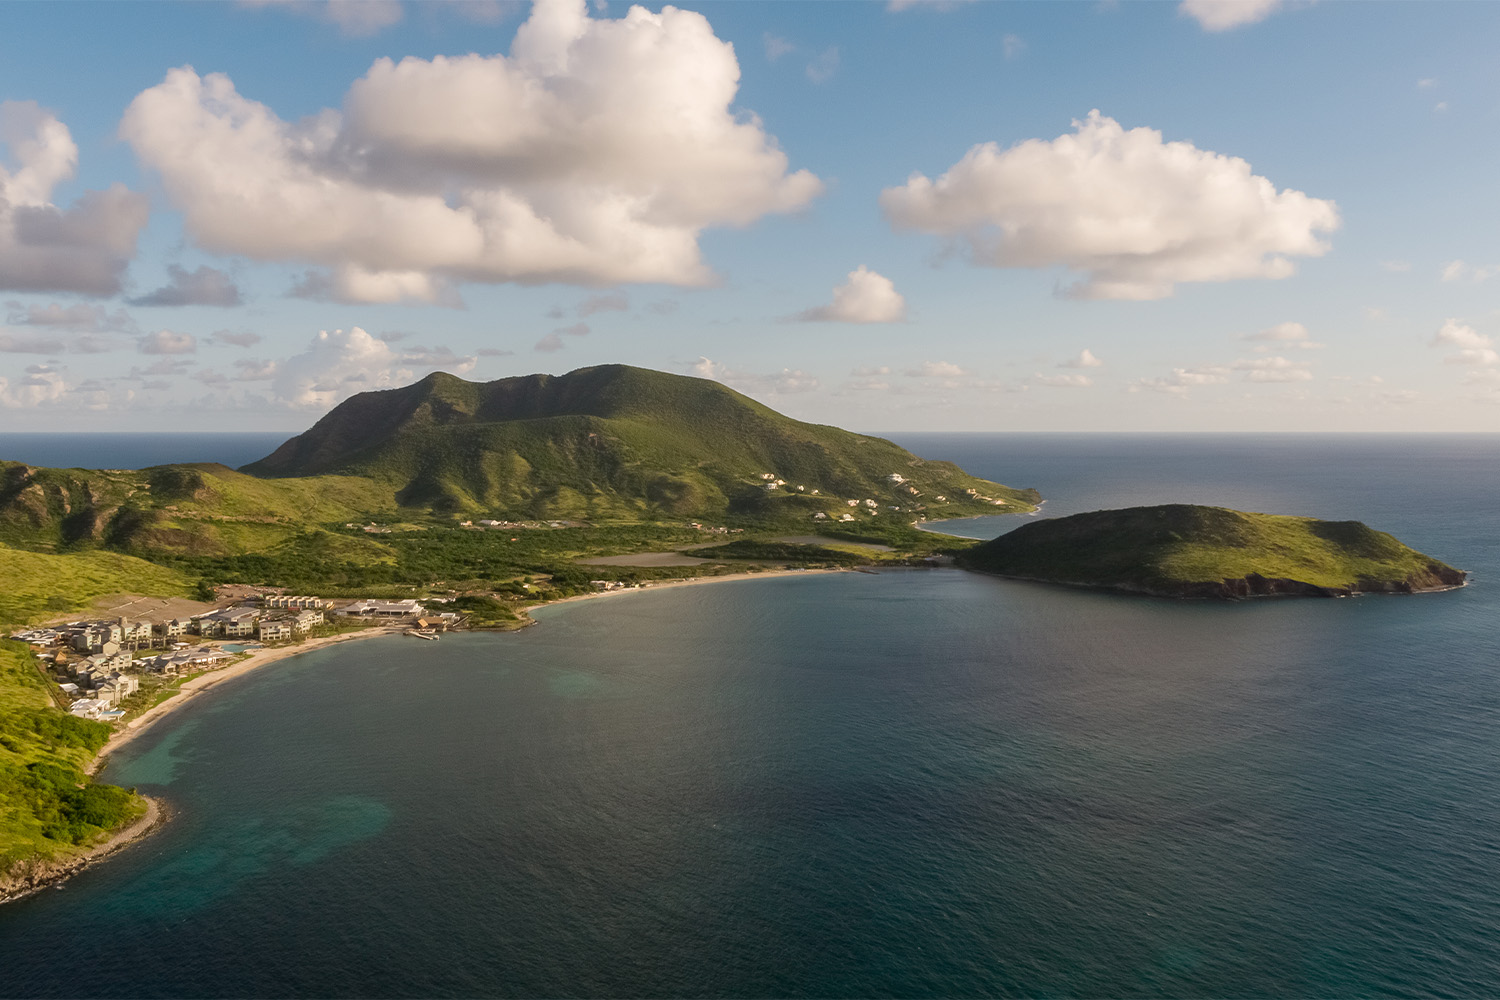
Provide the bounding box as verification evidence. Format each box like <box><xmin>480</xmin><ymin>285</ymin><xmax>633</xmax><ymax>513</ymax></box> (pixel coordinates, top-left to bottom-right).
<box><xmin>88</xmin><ymin>566</ymin><xmax>847</xmax><ymax>774</ymax></box>
<box><xmin>88</xmin><ymin>625</ymin><xmax>405</xmax><ymax>774</ymax></box>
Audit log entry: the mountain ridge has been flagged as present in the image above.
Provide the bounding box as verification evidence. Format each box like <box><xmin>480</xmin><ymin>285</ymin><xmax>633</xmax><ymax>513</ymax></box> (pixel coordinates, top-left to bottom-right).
<box><xmin>241</xmin><ymin>365</ymin><xmax>1040</xmax><ymax>520</ymax></box>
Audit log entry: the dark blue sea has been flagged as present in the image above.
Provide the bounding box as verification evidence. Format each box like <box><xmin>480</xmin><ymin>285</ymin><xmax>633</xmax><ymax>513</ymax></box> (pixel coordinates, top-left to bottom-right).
<box><xmin>0</xmin><ymin>432</ymin><xmax>291</xmax><ymax>471</ymax></box>
<box><xmin>2</xmin><ymin>434</ymin><xmax>1499</xmax><ymax>998</ymax></box>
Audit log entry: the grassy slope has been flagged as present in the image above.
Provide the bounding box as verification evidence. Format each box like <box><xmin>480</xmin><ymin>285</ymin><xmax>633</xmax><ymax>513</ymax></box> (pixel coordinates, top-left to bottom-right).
<box><xmin>0</xmin><ymin>547</ymin><xmax>192</xmax><ymax>871</ymax></box>
<box><xmin>243</xmin><ymin>366</ymin><xmax>1040</xmax><ymax>520</ymax></box>
<box><xmin>960</xmin><ymin>505</ymin><xmax>1462</xmax><ymax>595</ymax></box>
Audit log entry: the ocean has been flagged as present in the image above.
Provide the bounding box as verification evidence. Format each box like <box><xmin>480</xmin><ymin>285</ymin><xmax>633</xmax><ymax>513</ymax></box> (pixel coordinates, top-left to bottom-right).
<box><xmin>1</xmin><ymin>434</ymin><xmax>1498</xmax><ymax>997</ymax></box>
<box><xmin>0</xmin><ymin>432</ymin><xmax>292</xmax><ymax>471</ymax></box>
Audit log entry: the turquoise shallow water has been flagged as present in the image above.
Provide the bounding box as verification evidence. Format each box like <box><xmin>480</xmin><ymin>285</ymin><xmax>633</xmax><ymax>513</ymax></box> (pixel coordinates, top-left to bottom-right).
<box><xmin>2</xmin><ymin>435</ymin><xmax>1498</xmax><ymax>997</ymax></box>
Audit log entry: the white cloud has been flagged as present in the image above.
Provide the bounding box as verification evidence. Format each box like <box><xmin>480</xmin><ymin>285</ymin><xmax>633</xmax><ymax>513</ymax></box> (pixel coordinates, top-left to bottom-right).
<box><xmin>1441</xmin><ymin>260</ymin><xmax>1495</xmax><ymax>283</ymax></box>
<box><xmin>795</xmin><ymin>266</ymin><xmax>907</xmax><ymax>323</ymax></box>
<box><xmin>886</xmin><ymin>0</ymin><xmax>975</xmax><ymax>11</ymax></box>
<box><xmin>239</xmin><ymin>0</ymin><xmax>405</xmax><ymax>36</ymax></box>
<box><xmin>271</xmin><ymin>326</ymin><xmax>476</xmax><ymax>407</ymax></box>
<box><xmin>1232</xmin><ymin>355</ymin><xmax>1313</xmax><ymax>381</ymax></box>
<box><xmin>1034</xmin><ymin>373</ymin><xmax>1091</xmax><ymax>388</ymax></box>
<box><xmin>1131</xmin><ymin>366</ymin><xmax>1229</xmax><ymax>394</ymax></box>
<box><xmin>1243</xmin><ymin>320</ymin><xmax>1322</xmax><ymax>351</ymax></box>
<box><xmin>1380</xmin><ymin>260</ymin><xmax>1411</xmax><ymax>273</ymax></box>
<box><xmin>691</xmin><ymin>356</ymin><xmax>818</xmax><ymax>394</ymax></box>
<box><xmin>881</xmin><ymin>111</ymin><xmax>1338</xmax><ymax>300</ymax></box>
<box><xmin>1429</xmin><ymin>318</ymin><xmax>1500</xmax><ymax>368</ymax></box>
<box><xmin>139</xmin><ymin>329</ymin><xmax>198</xmax><ymax>355</ymax></box>
<box><xmin>1432</xmin><ymin>318</ymin><xmax>1490</xmax><ymax>351</ymax></box>
<box><xmin>905</xmin><ymin>360</ymin><xmax>965</xmax><ymax>378</ymax></box>
<box><xmin>1002</xmin><ymin>34</ymin><xmax>1025</xmax><ymax>60</ymax></box>
<box><xmin>806</xmin><ymin>46</ymin><xmax>839</xmax><ymax>84</ymax></box>
<box><xmin>0</xmin><ymin>364</ymin><xmax>64</xmax><ymax>408</ymax></box>
<box><xmin>851</xmin><ymin>364</ymin><xmax>892</xmax><ymax>376</ymax></box>
<box><xmin>763</xmin><ymin>33</ymin><xmax>795</xmax><ymax>62</ymax></box>
<box><xmin>129</xmin><ymin>264</ymin><xmax>243</xmax><ymax>307</ymax></box>
<box><xmin>1418</xmin><ymin>78</ymin><xmax>1437</xmax><ymax>89</ymax></box>
<box><xmin>121</xmin><ymin>0</ymin><xmax>822</xmax><ymax>303</ymax></box>
<box><xmin>1179</xmin><ymin>0</ymin><xmax>1285</xmax><ymax>32</ymax></box>
<box><xmin>1059</xmin><ymin>348</ymin><xmax>1103</xmax><ymax>369</ymax></box>
<box><xmin>0</xmin><ymin>101</ymin><xmax>149</xmax><ymax>296</ymax></box>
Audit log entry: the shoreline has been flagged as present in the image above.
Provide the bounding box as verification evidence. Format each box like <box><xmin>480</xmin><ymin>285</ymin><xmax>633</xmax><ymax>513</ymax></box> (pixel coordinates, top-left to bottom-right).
<box><xmin>88</xmin><ymin>625</ymin><xmax>406</xmax><ymax>775</ymax></box>
<box><xmin>0</xmin><ymin>794</ymin><xmax>168</xmax><ymax>906</ymax></box>
<box><xmin>22</xmin><ymin>564</ymin><xmax>852</xmax><ymax>900</ymax></box>
<box><xmin>91</xmin><ymin>566</ymin><xmax>849</xmax><ymax>772</ymax></box>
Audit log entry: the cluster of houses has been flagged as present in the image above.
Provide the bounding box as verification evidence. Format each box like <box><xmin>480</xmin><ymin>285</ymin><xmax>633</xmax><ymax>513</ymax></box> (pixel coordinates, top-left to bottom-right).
<box><xmin>9</xmin><ymin>591</ymin><xmax>467</xmax><ymax>723</ymax></box>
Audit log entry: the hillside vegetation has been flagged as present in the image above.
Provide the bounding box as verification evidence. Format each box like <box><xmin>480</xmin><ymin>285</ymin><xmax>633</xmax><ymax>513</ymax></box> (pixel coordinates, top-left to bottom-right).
<box><xmin>959</xmin><ymin>505</ymin><xmax>1465</xmax><ymax>599</ymax></box>
<box><xmin>0</xmin><ymin>548</ymin><xmax>187</xmax><ymax>874</ymax></box>
<box><xmin>245</xmin><ymin>366</ymin><xmax>1039</xmax><ymax>520</ymax></box>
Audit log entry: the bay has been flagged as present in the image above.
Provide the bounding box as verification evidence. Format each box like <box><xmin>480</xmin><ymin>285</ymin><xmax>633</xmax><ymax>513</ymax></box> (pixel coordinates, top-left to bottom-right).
<box><xmin>1</xmin><ymin>434</ymin><xmax>1498</xmax><ymax>997</ymax></box>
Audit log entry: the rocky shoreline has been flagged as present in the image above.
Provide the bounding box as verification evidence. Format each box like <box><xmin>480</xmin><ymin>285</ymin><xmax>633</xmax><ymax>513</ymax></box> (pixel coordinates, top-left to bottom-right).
<box><xmin>0</xmin><ymin>795</ymin><xmax>168</xmax><ymax>906</ymax></box>
<box><xmin>971</xmin><ymin>565</ymin><xmax>1469</xmax><ymax>601</ymax></box>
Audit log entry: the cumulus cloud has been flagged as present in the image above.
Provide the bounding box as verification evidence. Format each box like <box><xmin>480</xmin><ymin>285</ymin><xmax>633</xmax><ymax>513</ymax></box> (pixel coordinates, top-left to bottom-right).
<box><xmin>795</xmin><ymin>266</ymin><xmax>907</xmax><ymax>323</ymax></box>
<box><xmin>129</xmin><ymin>264</ymin><xmax>243</xmax><ymax>307</ymax></box>
<box><xmin>0</xmin><ymin>363</ymin><xmax>64</xmax><ymax>408</ymax></box>
<box><xmin>880</xmin><ymin>111</ymin><xmax>1338</xmax><ymax>300</ymax></box>
<box><xmin>1429</xmin><ymin>319</ymin><xmax>1499</xmax><ymax>368</ymax></box>
<box><xmin>1059</xmin><ymin>348</ymin><xmax>1103</xmax><ymax>369</ymax></box>
<box><xmin>121</xmin><ymin>0</ymin><xmax>822</xmax><ymax>303</ymax></box>
<box><xmin>852</xmin><ymin>364</ymin><xmax>892</xmax><ymax>377</ymax></box>
<box><xmin>208</xmin><ymin>329</ymin><xmax>262</xmax><ymax>347</ymax></box>
<box><xmin>139</xmin><ymin>329</ymin><xmax>198</xmax><ymax>354</ymax></box>
<box><xmin>271</xmin><ymin>326</ymin><xmax>476</xmax><ymax>407</ymax></box>
<box><xmin>1179</xmin><ymin>0</ymin><xmax>1285</xmax><ymax>31</ymax></box>
<box><xmin>1034</xmin><ymin>373</ymin><xmax>1091</xmax><ymax>388</ymax></box>
<box><xmin>691</xmin><ymin>356</ymin><xmax>818</xmax><ymax>394</ymax></box>
<box><xmin>1432</xmin><ymin>318</ymin><xmax>1490</xmax><ymax>351</ymax></box>
<box><xmin>0</xmin><ymin>101</ymin><xmax>149</xmax><ymax>296</ymax></box>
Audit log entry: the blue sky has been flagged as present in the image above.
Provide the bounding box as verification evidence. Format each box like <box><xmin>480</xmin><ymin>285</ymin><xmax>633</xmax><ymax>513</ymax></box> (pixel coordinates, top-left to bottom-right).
<box><xmin>0</xmin><ymin>0</ymin><xmax>1497</xmax><ymax>432</ymax></box>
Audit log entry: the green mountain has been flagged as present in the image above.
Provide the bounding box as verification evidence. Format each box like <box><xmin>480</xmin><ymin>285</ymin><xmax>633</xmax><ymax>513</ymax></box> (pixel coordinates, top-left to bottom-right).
<box><xmin>958</xmin><ymin>504</ymin><xmax>1465</xmax><ymax>599</ymax></box>
<box><xmin>242</xmin><ymin>365</ymin><xmax>1040</xmax><ymax>520</ymax></box>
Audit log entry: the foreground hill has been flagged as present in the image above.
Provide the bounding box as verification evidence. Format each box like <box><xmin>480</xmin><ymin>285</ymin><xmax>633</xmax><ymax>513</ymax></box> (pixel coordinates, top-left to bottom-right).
<box><xmin>242</xmin><ymin>365</ymin><xmax>1039</xmax><ymax>520</ymax></box>
<box><xmin>959</xmin><ymin>504</ymin><xmax>1465</xmax><ymax>599</ymax></box>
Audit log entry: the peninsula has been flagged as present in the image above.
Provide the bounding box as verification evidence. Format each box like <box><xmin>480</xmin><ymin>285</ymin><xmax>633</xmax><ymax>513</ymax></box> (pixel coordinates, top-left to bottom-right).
<box><xmin>958</xmin><ymin>504</ymin><xmax>1467</xmax><ymax>599</ymax></box>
